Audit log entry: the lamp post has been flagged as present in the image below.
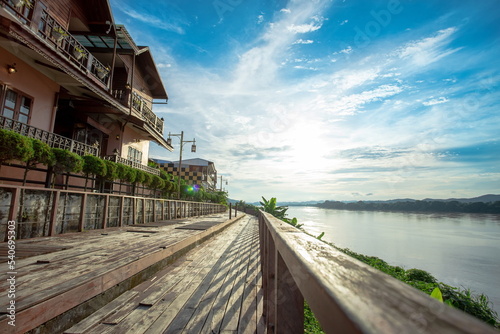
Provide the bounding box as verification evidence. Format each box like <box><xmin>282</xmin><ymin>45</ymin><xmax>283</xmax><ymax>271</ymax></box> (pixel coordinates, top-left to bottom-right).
<box><xmin>219</xmin><ymin>175</ymin><xmax>228</xmax><ymax>191</ymax></box>
<box><xmin>167</xmin><ymin>131</ymin><xmax>196</xmax><ymax>199</ymax></box>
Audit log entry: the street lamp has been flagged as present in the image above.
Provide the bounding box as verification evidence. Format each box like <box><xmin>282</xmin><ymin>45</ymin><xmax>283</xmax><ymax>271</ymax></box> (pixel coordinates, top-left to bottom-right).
<box><xmin>167</xmin><ymin>131</ymin><xmax>196</xmax><ymax>199</ymax></box>
<box><xmin>219</xmin><ymin>175</ymin><xmax>228</xmax><ymax>191</ymax></box>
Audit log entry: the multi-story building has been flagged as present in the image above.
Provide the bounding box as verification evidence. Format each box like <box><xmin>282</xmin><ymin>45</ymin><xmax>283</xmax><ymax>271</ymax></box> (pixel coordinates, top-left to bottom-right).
<box><xmin>155</xmin><ymin>158</ymin><xmax>218</xmax><ymax>191</ymax></box>
<box><xmin>0</xmin><ymin>0</ymin><xmax>171</xmax><ymax>186</ymax></box>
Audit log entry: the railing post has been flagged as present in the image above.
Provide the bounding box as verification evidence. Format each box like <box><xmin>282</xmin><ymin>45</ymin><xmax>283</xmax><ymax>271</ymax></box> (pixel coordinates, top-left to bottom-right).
<box><xmin>6</xmin><ymin>187</ymin><xmax>20</xmax><ymax>241</ymax></box>
<box><xmin>229</xmin><ymin>203</ymin><xmax>232</xmax><ymax>219</ymax></box>
<box><xmin>142</xmin><ymin>198</ymin><xmax>146</xmax><ymax>224</ymax></box>
<box><xmin>266</xmin><ymin>228</ymin><xmax>276</xmax><ymax>332</ymax></box>
<box><xmin>49</xmin><ymin>190</ymin><xmax>60</xmax><ymax>236</ymax></box>
<box><xmin>78</xmin><ymin>193</ymin><xmax>87</xmax><ymax>232</ymax></box>
<box><xmin>275</xmin><ymin>251</ymin><xmax>304</xmax><ymax>333</ymax></box>
<box><xmin>132</xmin><ymin>197</ymin><xmax>136</xmax><ymax>225</ymax></box>
<box><xmin>102</xmin><ymin>194</ymin><xmax>109</xmax><ymax>229</ymax></box>
<box><xmin>119</xmin><ymin>196</ymin><xmax>124</xmax><ymax>227</ymax></box>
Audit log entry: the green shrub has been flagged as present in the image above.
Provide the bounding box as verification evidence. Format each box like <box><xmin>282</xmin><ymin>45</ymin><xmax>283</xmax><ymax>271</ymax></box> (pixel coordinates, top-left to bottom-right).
<box><xmin>0</xmin><ymin>129</ymin><xmax>34</xmax><ymax>164</ymax></box>
<box><xmin>135</xmin><ymin>170</ymin><xmax>146</xmax><ymax>184</ymax></box>
<box><xmin>30</xmin><ymin>138</ymin><xmax>55</xmax><ymax>166</ymax></box>
<box><xmin>151</xmin><ymin>175</ymin><xmax>164</xmax><ymax>189</ymax></box>
<box><xmin>102</xmin><ymin>160</ymin><xmax>119</xmax><ymax>180</ymax></box>
<box><xmin>82</xmin><ymin>155</ymin><xmax>107</xmax><ymax>177</ymax></box>
<box><xmin>124</xmin><ymin>167</ymin><xmax>137</xmax><ymax>183</ymax></box>
<box><xmin>52</xmin><ymin>148</ymin><xmax>83</xmax><ymax>174</ymax></box>
<box><xmin>115</xmin><ymin>163</ymin><xmax>129</xmax><ymax>181</ymax></box>
<box><xmin>142</xmin><ymin>172</ymin><xmax>153</xmax><ymax>187</ymax></box>
<box><xmin>405</xmin><ymin>269</ymin><xmax>437</xmax><ymax>283</ymax></box>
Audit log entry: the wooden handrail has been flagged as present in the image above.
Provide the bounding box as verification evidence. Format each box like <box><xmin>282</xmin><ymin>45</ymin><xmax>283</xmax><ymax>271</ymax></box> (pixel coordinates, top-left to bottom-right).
<box><xmin>259</xmin><ymin>211</ymin><xmax>498</xmax><ymax>333</ymax></box>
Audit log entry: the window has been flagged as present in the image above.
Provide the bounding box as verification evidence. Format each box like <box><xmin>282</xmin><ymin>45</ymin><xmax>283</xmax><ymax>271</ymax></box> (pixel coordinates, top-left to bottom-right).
<box><xmin>1</xmin><ymin>88</ymin><xmax>32</xmax><ymax>124</ymax></box>
<box><xmin>128</xmin><ymin>147</ymin><xmax>143</xmax><ymax>164</ymax></box>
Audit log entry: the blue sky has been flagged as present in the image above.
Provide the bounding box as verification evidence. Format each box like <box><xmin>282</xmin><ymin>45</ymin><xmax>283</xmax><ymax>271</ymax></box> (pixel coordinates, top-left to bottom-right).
<box><xmin>110</xmin><ymin>0</ymin><xmax>500</xmax><ymax>202</ymax></box>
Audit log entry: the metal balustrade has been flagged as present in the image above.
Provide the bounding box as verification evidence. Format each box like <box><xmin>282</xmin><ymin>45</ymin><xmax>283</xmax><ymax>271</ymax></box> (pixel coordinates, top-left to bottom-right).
<box><xmin>131</xmin><ymin>92</ymin><xmax>164</xmax><ymax>135</ymax></box>
<box><xmin>0</xmin><ymin>115</ymin><xmax>99</xmax><ymax>156</ymax></box>
<box><xmin>103</xmin><ymin>154</ymin><xmax>160</xmax><ymax>176</ymax></box>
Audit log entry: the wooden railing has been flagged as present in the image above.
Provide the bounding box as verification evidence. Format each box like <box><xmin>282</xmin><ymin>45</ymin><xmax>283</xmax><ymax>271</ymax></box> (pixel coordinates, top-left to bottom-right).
<box><xmin>258</xmin><ymin>211</ymin><xmax>498</xmax><ymax>333</ymax></box>
<box><xmin>0</xmin><ymin>115</ymin><xmax>99</xmax><ymax>156</ymax></box>
<box><xmin>103</xmin><ymin>155</ymin><xmax>160</xmax><ymax>176</ymax></box>
<box><xmin>0</xmin><ymin>185</ymin><xmax>226</xmax><ymax>241</ymax></box>
<box><xmin>131</xmin><ymin>92</ymin><xmax>164</xmax><ymax>135</ymax></box>
<box><xmin>36</xmin><ymin>8</ymin><xmax>110</xmax><ymax>87</ymax></box>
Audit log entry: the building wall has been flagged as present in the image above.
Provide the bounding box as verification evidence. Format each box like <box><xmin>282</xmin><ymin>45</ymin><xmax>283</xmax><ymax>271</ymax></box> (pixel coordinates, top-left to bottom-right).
<box><xmin>120</xmin><ymin>127</ymin><xmax>150</xmax><ymax>166</ymax></box>
<box><xmin>0</xmin><ymin>51</ymin><xmax>60</xmax><ymax>132</ymax></box>
<box><xmin>159</xmin><ymin>163</ymin><xmax>207</xmax><ymax>187</ymax></box>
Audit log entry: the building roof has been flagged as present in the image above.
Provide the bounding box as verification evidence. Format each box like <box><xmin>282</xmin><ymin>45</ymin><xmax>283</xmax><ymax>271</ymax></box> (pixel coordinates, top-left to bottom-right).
<box><xmin>171</xmin><ymin>158</ymin><xmax>214</xmax><ymax>167</ymax></box>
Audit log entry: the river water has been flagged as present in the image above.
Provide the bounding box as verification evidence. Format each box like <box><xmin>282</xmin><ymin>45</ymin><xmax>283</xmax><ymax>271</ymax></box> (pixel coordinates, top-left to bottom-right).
<box><xmin>286</xmin><ymin>206</ymin><xmax>500</xmax><ymax>315</ymax></box>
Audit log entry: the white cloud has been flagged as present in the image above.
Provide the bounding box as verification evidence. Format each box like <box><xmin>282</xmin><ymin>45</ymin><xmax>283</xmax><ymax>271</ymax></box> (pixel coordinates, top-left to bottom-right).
<box><xmin>340</xmin><ymin>19</ymin><xmax>348</xmax><ymax>25</ymax></box>
<box><xmin>287</xmin><ymin>23</ymin><xmax>323</xmax><ymax>33</ymax></box>
<box><xmin>280</xmin><ymin>8</ymin><xmax>291</xmax><ymax>14</ymax></box>
<box><xmin>334</xmin><ymin>46</ymin><xmax>352</xmax><ymax>55</ymax></box>
<box><xmin>423</xmin><ymin>97</ymin><xmax>449</xmax><ymax>106</ymax></box>
<box><xmin>327</xmin><ymin>84</ymin><xmax>404</xmax><ymax>115</ymax></box>
<box><xmin>293</xmin><ymin>39</ymin><xmax>314</xmax><ymax>44</ymax></box>
<box><xmin>395</xmin><ymin>27</ymin><xmax>462</xmax><ymax>66</ymax></box>
<box><xmin>257</xmin><ymin>15</ymin><xmax>264</xmax><ymax>24</ymax></box>
<box><xmin>119</xmin><ymin>7</ymin><xmax>186</xmax><ymax>34</ymax></box>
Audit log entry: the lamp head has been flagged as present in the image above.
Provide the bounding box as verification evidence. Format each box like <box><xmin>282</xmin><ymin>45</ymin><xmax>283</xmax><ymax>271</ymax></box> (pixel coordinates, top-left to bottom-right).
<box><xmin>7</xmin><ymin>63</ymin><xmax>17</xmax><ymax>74</ymax></box>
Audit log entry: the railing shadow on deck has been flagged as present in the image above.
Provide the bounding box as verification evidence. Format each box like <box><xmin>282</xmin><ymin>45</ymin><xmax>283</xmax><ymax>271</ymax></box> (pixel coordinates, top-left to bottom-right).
<box><xmin>258</xmin><ymin>210</ymin><xmax>498</xmax><ymax>333</ymax></box>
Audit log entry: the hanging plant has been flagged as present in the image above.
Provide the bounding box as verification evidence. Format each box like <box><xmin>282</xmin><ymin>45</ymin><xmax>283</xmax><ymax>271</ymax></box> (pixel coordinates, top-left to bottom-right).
<box><xmin>72</xmin><ymin>45</ymin><xmax>88</xmax><ymax>60</ymax></box>
<box><xmin>14</xmin><ymin>0</ymin><xmax>33</xmax><ymax>9</ymax></box>
<box><xmin>51</xmin><ymin>26</ymin><xmax>68</xmax><ymax>42</ymax></box>
<box><xmin>96</xmin><ymin>66</ymin><xmax>110</xmax><ymax>80</ymax></box>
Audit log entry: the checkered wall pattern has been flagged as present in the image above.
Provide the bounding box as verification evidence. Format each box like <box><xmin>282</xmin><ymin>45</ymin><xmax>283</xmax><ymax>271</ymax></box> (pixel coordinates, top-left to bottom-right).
<box><xmin>159</xmin><ymin>163</ymin><xmax>210</xmax><ymax>188</ymax></box>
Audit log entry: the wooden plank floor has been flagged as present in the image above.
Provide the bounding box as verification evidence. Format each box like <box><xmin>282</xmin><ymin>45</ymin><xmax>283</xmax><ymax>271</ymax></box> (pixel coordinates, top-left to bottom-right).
<box><xmin>0</xmin><ymin>213</ymin><xmax>248</xmax><ymax>334</ymax></box>
<box><xmin>65</xmin><ymin>215</ymin><xmax>265</xmax><ymax>334</ymax></box>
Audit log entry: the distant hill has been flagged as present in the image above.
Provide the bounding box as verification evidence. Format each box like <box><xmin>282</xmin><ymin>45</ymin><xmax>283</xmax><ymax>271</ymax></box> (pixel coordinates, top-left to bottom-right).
<box><xmin>278</xmin><ymin>200</ymin><xmax>324</xmax><ymax>206</ymax></box>
<box><xmin>422</xmin><ymin>194</ymin><xmax>500</xmax><ymax>203</ymax></box>
<box><xmin>233</xmin><ymin>195</ymin><xmax>500</xmax><ymax>207</ymax></box>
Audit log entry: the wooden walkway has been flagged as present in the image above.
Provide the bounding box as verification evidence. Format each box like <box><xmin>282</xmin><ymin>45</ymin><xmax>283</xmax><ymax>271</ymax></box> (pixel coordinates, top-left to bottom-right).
<box><xmin>0</xmin><ymin>213</ymin><xmax>264</xmax><ymax>334</ymax></box>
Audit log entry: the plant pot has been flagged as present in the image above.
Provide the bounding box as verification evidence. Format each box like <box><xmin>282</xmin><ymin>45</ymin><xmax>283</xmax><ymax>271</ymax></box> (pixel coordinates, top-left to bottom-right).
<box><xmin>51</xmin><ymin>30</ymin><xmax>65</xmax><ymax>42</ymax></box>
<box><xmin>96</xmin><ymin>68</ymin><xmax>109</xmax><ymax>80</ymax></box>
<box><xmin>72</xmin><ymin>49</ymin><xmax>84</xmax><ymax>60</ymax></box>
<box><xmin>14</xmin><ymin>0</ymin><xmax>31</xmax><ymax>8</ymax></box>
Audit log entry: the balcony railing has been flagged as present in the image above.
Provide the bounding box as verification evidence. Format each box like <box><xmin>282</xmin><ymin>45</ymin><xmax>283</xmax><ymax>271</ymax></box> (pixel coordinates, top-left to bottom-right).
<box><xmin>36</xmin><ymin>9</ymin><xmax>110</xmax><ymax>87</ymax></box>
<box><xmin>131</xmin><ymin>92</ymin><xmax>164</xmax><ymax>135</ymax></box>
<box><xmin>103</xmin><ymin>155</ymin><xmax>160</xmax><ymax>176</ymax></box>
<box><xmin>0</xmin><ymin>115</ymin><xmax>99</xmax><ymax>157</ymax></box>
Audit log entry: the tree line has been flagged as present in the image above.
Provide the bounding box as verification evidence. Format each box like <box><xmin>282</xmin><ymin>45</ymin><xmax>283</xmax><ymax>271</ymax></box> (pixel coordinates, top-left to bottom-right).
<box><xmin>316</xmin><ymin>200</ymin><xmax>500</xmax><ymax>214</ymax></box>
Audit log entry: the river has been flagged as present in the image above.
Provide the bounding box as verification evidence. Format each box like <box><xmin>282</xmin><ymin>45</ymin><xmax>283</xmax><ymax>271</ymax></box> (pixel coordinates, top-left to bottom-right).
<box><xmin>286</xmin><ymin>206</ymin><xmax>500</xmax><ymax>315</ymax></box>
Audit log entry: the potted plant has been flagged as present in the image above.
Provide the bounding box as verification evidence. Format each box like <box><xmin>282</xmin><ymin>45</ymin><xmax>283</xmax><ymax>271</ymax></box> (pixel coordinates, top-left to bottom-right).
<box><xmin>51</xmin><ymin>26</ymin><xmax>68</xmax><ymax>43</ymax></box>
<box><xmin>72</xmin><ymin>45</ymin><xmax>87</xmax><ymax>60</ymax></box>
<box><xmin>14</xmin><ymin>0</ymin><xmax>33</xmax><ymax>9</ymax></box>
<box><xmin>96</xmin><ymin>66</ymin><xmax>110</xmax><ymax>80</ymax></box>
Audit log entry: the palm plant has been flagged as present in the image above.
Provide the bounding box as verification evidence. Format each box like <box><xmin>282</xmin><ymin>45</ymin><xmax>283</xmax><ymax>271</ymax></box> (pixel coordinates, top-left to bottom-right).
<box><xmin>259</xmin><ymin>196</ymin><xmax>288</xmax><ymax>219</ymax></box>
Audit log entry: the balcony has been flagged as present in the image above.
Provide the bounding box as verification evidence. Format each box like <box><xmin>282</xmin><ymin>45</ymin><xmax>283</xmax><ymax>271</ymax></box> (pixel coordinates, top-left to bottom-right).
<box><xmin>0</xmin><ymin>115</ymin><xmax>99</xmax><ymax>157</ymax></box>
<box><xmin>1</xmin><ymin>0</ymin><xmax>164</xmax><ymax>137</ymax></box>
<box><xmin>103</xmin><ymin>155</ymin><xmax>160</xmax><ymax>176</ymax></box>
<box><xmin>131</xmin><ymin>92</ymin><xmax>164</xmax><ymax>135</ymax></box>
